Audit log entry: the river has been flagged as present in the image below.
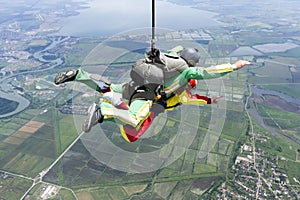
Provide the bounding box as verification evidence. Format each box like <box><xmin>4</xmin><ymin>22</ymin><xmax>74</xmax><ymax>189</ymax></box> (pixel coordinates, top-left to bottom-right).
<box><xmin>0</xmin><ymin>0</ymin><xmax>224</xmax><ymax>117</ymax></box>
<box><xmin>0</xmin><ymin>37</ymin><xmax>67</xmax><ymax>118</ymax></box>
<box><xmin>250</xmin><ymin>86</ymin><xmax>300</xmax><ymax>105</ymax></box>
<box><xmin>249</xmin><ymin>85</ymin><xmax>300</xmax><ymax>145</ymax></box>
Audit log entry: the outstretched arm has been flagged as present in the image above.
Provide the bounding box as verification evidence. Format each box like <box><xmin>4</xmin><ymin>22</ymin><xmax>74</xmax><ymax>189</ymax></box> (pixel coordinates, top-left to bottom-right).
<box><xmin>211</xmin><ymin>96</ymin><xmax>223</xmax><ymax>104</ymax></box>
<box><xmin>164</xmin><ymin>60</ymin><xmax>250</xmax><ymax>96</ymax></box>
<box><xmin>183</xmin><ymin>60</ymin><xmax>250</xmax><ymax>80</ymax></box>
<box><xmin>167</xmin><ymin>45</ymin><xmax>184</xmax><ymax>55</ymax></box>
<box><xmin>179</xmin><ymin>89</ymin><xmax>223</xmax><ymax>105</ymax></box>
<box><xmin>234</xmin><ymin>60</ymin><xmax>251</xmax><ymax>70</ymax></box>
<box><xmin>165</xmin><ymin>90</ymin><xmax>223</xmax><ymax>111</ymax></box>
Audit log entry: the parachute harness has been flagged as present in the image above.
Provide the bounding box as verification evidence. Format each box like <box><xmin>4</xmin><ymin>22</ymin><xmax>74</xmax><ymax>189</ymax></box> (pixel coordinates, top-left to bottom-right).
<box><xmin>128</xmin><ymin>0</ymin><xmax>168</xmax><ymax>109</ymax></box>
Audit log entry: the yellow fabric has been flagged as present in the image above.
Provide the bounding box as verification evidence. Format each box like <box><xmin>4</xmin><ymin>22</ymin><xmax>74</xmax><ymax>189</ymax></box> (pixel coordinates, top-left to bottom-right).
<box><xmin>165</xmin><ymin>90</ymin><xmax>208</xmax><ymax>111</ymax></box>
<box><xmin>165</xmin><ymin>95</ymin><xmax>180</xmax><ymax>109</ymax></box>
<box><xmin>101</xmin><ymin>107</ymin><xmax>138</xmax><ymax>127</ymax></box>
<box><xmin>101</xmin><ymin>100</ymin><xmax>151</xmax><ymax>127</ymax></box>
<box><xmin>206</xmin><ymin>67</ymin><xmax>233</xmax><ymax>73</ymax></box>
<box><xmin>102</xmin><ymin>98</ymin><xmax>112</xmax><ymax>104</ymax></box>
<box><xmin>164</xmin><ymin>81</ymin><xmax>180</xmax><ymax>95</ymax></box>
<box><xmin>205</xmin><ymin>63</ymin><xmax>235</xmax><ymax>73</ymax></box>
<box><xmin>119</xmin><ymin>125</ymin><xmax>131</xmax><ymax>142</ymax></box>
<box><xmin>178</xmin><ymin>90</ymin><xmax>208</xmax><ymax>105</ymax></box>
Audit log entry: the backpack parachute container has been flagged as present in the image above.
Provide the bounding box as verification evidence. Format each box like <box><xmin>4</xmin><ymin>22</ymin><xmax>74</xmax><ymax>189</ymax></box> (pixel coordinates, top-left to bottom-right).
<box><xmin>130</xmin><ymin>59</ymin><xmax>164</xmax><ymax>86</ymax></box>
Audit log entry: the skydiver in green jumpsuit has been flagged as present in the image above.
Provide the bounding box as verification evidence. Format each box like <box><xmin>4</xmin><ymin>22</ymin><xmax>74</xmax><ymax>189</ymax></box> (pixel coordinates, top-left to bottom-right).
<box><xmin>55</xmin><ymin>47</ymin><xmax>250</xmax><ymax>133</ymax></box>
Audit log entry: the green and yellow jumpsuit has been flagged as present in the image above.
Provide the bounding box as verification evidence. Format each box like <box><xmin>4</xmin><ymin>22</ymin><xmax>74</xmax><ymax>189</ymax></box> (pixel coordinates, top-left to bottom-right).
<box><xmin>74</xmin><ymin>63</ymin><xmax>238</xmax><ymax>128</ymax></box>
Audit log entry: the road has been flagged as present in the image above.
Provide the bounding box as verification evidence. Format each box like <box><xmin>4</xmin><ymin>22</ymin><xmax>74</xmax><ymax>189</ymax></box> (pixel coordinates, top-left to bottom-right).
<box><xmin>0</xmin><ymin>133</ymin><xmax>85</xmax><ymax>199</ymax></box>
<box><xmin>0</xmin><ymin>35</ymin><xmax>82</xmax><ymax>199</ymax></box>
<box><xmin>19</xmin><ymin>131</ymin><xmax>85</xmax><ymax>200</ymax></box>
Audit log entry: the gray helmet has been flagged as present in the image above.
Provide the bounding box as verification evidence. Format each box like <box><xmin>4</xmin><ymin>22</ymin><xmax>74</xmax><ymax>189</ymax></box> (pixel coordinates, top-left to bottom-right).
<box><xmin>180</xmin><ymin>48</ymin><xmax>200</xmax><ymax>67</ymax></box>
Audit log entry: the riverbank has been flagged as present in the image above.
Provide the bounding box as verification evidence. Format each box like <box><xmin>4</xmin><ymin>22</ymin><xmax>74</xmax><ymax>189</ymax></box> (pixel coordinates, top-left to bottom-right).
<box><xmin>0</xmin><ymin>37</ymin><xmax>66</xmax><ymax>118</ymax></box>
<box><xmin>0</xmin><ymin>91</ymin><xmax>30</xmax><ymax>118</ymax></box>
<box><xmin>248</xmin><ymin>85</ymin><xmax>300</xmax><ymax>146</ymax></box>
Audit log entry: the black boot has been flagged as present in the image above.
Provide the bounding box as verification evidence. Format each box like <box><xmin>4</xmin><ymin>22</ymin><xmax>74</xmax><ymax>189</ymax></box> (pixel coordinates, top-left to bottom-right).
<box><xmin>54</xmin><ymin>69</ymin><xmax>77</xmax><ymax>85</ymax></box>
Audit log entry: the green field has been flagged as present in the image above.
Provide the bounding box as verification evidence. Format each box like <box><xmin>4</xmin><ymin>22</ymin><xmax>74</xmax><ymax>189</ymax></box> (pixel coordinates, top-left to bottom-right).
<box><xmin>3</xmin><ymin>13</ymin><xmax>300</xmax><ymax>199</ymax></box>
<box><xmin>255</xmin><ymin>103</ymin><xmax>300</xmax><ymax>146</ymax></box>
<box><xmin>0</xmin><ymin>174</ymin><xmax>32</xmax><ymax>200</ymax></box>
<box><xmin>257</xmin><ymin>104</ymin><xmax>300</xmax><ymax>130</ymax></box>
<box><xmin>264</xmin><ymin>84</ymin><xmax>300</xmax><ymax>98</ymax></box>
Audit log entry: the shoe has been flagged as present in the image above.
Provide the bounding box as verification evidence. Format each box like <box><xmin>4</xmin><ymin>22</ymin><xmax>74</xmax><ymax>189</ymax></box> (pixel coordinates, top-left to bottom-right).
<box><xmin>82</xmin><ymin>103</ymin><xmax>103</xmax><ymax>132</ymax></box>
<box><xmin>54</xmin><ymin>69</ymin><xmax>77</xmax><ymax>85</ymax></box>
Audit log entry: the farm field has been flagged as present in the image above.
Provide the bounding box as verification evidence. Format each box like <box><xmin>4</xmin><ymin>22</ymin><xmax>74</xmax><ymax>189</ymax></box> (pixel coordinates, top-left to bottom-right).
<box><xmin>1</xmin><ymin>4</ymin><xmax>300</xmax><ymax>197</ymax></box>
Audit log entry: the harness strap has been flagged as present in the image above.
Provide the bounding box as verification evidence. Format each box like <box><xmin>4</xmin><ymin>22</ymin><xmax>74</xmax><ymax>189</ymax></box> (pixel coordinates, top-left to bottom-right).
<box><xmin>128</xmin><ymin>85</ymin><xmax>157</xmax><ymax>106</ymax></box>
<box><xmin>128</xmin><ymin>84</ymin><xmax>168</xmax><ymax>108</ymax></box>
<box><xmin>165</xmin><ymin>102</ymin><xmax>182</xmax><ymax>109</ymax></box>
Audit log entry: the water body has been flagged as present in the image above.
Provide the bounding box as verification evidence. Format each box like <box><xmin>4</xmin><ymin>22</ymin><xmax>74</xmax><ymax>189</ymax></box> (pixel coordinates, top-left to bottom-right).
<box><xmin>253</xmin><ymin>42</ymin><xmax>299</xmax><ymax>53</ymax></box>
<box><xmin>0</xmin><ymin>37</ymin><xmax>66</xmax><ymax>118</ymax></box>
<box><xmin>249</xmin><ymin>85</ymin><xmax>300</xmax><ymax>145</ymax></box>
<box><xmin>251</xmin><ymin>86</ymin><xmax>300</xmax><ymax>105</ymax></box>
<box><xmin>56</xmin><ymin>0</ymin><xmax>223</xmax><ymax>37</ymax></box>
<box><xmin>0</xmin><ymin>90</ymin><xmax>30</xmax><ymax>118</ymax></box>
<box><xmin>229</xmin><ymin>46</ymin><xmax>263</xmax><ymax>57</ymax></box>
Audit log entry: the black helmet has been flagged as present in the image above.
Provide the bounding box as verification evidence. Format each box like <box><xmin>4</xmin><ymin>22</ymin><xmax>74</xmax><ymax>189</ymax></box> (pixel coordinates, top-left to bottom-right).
<box><xmin>180</xmin><ymin>48</ymin><xmax>200</xmax><ymax>67</ymax></box>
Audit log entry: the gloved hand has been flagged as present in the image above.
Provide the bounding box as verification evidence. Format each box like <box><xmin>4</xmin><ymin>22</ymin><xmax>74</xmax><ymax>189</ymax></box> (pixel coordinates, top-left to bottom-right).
<box><xmin>147</xmin><ymin>48</ymin><xmax>160</xmax><ymax>60</ymax></box>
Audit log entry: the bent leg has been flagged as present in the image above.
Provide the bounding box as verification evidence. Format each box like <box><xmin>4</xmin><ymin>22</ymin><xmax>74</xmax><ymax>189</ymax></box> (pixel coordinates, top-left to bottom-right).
<box><xmin>82</xmin><ymin>99</ymin><xmax>153</xmax><ymax>135</ymax></box>
<box><xmin>120</xmin><ymin>112</ymin><xmax>155</xmax><ymax>142</ymax></box>
<box><xmin>102</xmin><ymin>92</ymin><xmax>129</xmax><ymax>110</ymax></box>
<box><xmin>75</xmin><ymin>69</ymin><xmax>110</xmax><ymax>92</ymax></box>
<box><xmin>100</xmin><ymin>99</ymin><xmax>152</xmax><ymax>127</ymax></box>
<box><xmin>55</xmin><ymin>68</ymin><xmax>110</xmax><ymax>92</ymax></box>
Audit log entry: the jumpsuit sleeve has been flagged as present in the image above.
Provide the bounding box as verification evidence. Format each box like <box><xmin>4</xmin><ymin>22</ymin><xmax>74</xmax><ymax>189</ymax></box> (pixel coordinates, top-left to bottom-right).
<box><xmin>164</xmin><ymin>63</ymin><xmax>237</xmax><ymax>96</ymax></box>
<box><xmin>165</xmin><ymin>90</ymin><xmax>211</xmax><ymax>111</ymax></box>
<box><xmin>182</xmin><ymin>63</ymin><xmax>237</xmax><ymax>81</ymax></box>
<box><xmin>110</xmin><ymin>83</ymin><xmax>125</xmax><ymax>93</ymax></box>
<box><xmin>178</xmin><ymin>90</ymin><xmax>211</xmax><ymax>105</ymax></box>
<box><xmin>167</xmin><ymin>46</ymin><xmax>184</xmax><ymax>55</ymax></box>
